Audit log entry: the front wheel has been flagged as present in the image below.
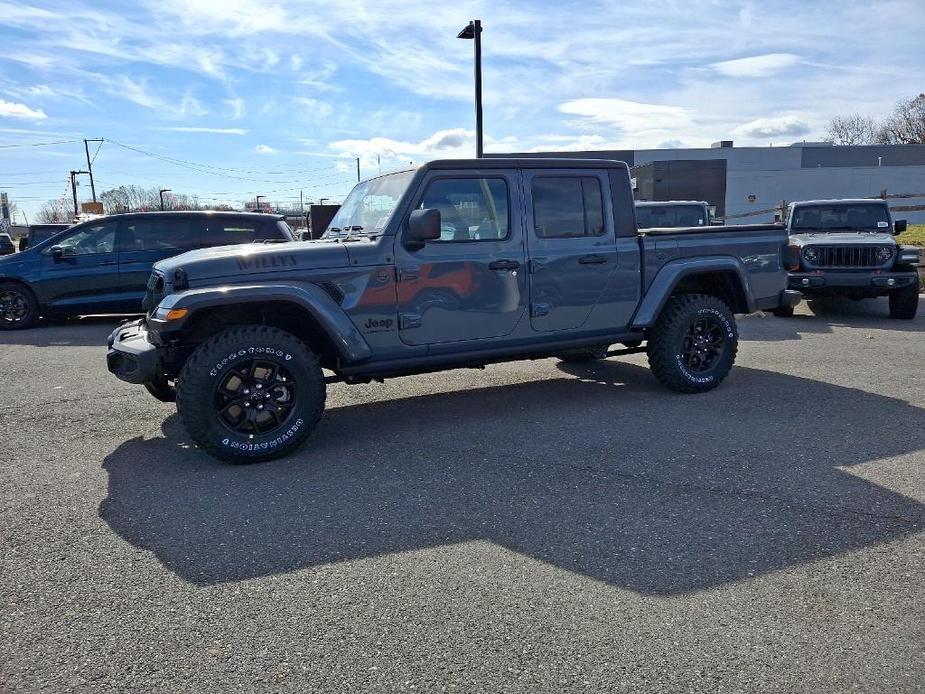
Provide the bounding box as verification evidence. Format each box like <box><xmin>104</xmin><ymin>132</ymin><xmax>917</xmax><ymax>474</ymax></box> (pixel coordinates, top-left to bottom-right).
<box><xmin>0</xmin><ymin>282</ymin><xmax>39</xmax><ymax>330</ymax></box>
<box><xmin>176</xmin><ymin>325</ymin><xmax>326</xmax><ymax>462</ymax></box>
<box><xmin>647</xmin><ymin>294</ymin><xmax>738</xmax><ymax>393</ymax></box>
<box><xmin>888</xmin><ymin>282</ymin><xmax>919</xmax><ymax>319</ymax></box>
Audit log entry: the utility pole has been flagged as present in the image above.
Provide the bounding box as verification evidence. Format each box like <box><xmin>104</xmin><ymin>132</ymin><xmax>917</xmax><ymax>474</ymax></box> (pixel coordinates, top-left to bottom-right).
<box><xmin>83</xmin><ymin>138</ymin><xmax>103</xmax><ymax>203</ymax></box>
<box><xmin>159</xmin><ymin>189</ymin><xmax>172</xmax><ymax>211</ymax></box>
<box><xmin>377</xmin><ymin>154</ymin><xmax>381</xmax><ymax>175</ymax></box>
<box><xmin>356</xmin><ymin>157</ymin><xmax>361</xmax><ymax>182</ymax></box>
<box><xmin>69</xmin><ymin>170</ymin><xmax>89</xmax><ymax>216</ymax></box>
<box><xmin>300</xmin><ymin>190</ymin><xmax>304</xmax><ymax>214</ymax></box>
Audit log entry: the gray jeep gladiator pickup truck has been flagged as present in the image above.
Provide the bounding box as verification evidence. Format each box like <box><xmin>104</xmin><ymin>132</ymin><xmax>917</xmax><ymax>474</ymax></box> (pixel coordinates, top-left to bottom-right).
<box><xmin>780</xmin><ymin>199</ymin><xmax>919</xmax><ymax>318</ymax></box>
<box><xmin>107</xmin><ymin>158</ymin><xmax>799</xmax><ymax>462</ymax></box>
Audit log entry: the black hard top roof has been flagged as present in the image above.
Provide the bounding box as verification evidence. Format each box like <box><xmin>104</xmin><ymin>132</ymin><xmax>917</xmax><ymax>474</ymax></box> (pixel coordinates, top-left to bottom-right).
<box><xmin>84</xmin><ymin>210</ymin><xmax>284</xmax><ymax>222</ymax></box>
<box><xmin>421</xmin><ymin>157</ymin><xmax>630</xmax><ymax>172</ymax></box>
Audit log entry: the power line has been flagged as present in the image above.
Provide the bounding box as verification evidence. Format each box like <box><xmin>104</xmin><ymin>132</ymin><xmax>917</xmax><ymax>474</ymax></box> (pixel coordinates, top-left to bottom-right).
<box><xmin>0</xmin><ymin>139</ymin><xmax>81</xmax><ymax>149</ymax></box>
<box><xmin>103</xmin><ymin>138</ymin><xmax>351</xmax><ymax>180</ymax></box>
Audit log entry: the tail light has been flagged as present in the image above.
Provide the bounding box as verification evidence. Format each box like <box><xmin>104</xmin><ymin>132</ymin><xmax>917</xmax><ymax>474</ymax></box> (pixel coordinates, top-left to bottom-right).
<box><xmin>785</xmin><ymin>244</ymin><xmax>802</xmax><ymax>271</ymax></box>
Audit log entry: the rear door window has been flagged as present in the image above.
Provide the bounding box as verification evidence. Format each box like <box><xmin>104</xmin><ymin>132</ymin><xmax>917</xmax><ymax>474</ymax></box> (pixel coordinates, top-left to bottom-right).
<box><xmin>202</xmin><ymin>218</ymin><xmax>277</xmax><ymax>247</ymax></box>
<box><xmin>120</xmin><ymin>217</ymin><xmax>198</xmax><ymax>252</ymax></box>
<box><xmin>532</xmin><ymin>177</ymin><xmax>604</xmax><ymax>238</ymax></box>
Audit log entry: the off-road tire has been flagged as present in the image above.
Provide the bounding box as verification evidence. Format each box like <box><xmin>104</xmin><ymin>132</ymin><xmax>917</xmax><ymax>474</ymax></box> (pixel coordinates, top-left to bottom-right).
<box><xmin>176</xmin><ymin>325</ymin><xmax>326</xmax><ymax>463</ymax></box>
<box><xmin>647</xmin><ymin>293</ymin><xmax>738</xmax><ymax>393</ymax></box>
<box><xmin>888</xmin><ymin>282</ymin><xmax>918</xmax><ymax>320</ymax></box>
<box><xmin>144</xmin><ymin>376</ymin><xmax>177</xmax><ymax>403</ymax></box>
<box><xmin>772</xmin><ymin>305</ymin><xmax>794</xmax><ymax>317</ymax></box>
<box><xmin>557</xmin><ymin>345</ymin><xmax>609</xmax><ymax>363</ymax></box>
<box><xmin>0</xmin><ymin>281</ymin><xmax>39</xmax><ymax>330</ymax></box>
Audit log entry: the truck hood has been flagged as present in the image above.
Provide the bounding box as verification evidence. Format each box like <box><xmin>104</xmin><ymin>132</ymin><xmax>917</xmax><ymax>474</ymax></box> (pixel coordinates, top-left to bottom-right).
<box><xmin>153</xmin><ymin>240</ymin><xmax>349</xmax><ymax>281</ymax></box>
<box><xmin>789</xmin><ymin>231</ymin><xmax>895</xmax><ymax>246</ymax></box>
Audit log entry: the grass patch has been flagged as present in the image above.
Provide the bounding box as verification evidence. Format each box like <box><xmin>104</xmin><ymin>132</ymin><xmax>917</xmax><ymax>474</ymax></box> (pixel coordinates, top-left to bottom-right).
<box><xmin>897</xmin><ymin>224</ymin><xmax>924</xmax><ymax>289</ymax></box>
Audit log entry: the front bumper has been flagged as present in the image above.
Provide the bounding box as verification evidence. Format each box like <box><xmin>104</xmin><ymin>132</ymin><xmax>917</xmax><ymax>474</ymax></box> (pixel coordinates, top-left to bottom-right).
<box><xmin>107</xmin><ymin>319</ymin><xmax>161</xmax><ymax>385</ymax></box>
<box><xmin>788</xmin><ymin>270</ymin><xmax>919</xmax><ymax>290</ymax></box>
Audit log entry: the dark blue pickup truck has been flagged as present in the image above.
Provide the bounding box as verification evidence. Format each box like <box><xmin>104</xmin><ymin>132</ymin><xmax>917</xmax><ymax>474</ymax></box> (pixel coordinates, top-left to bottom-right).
<box><xmin>107</xmin><ymin>158</ymin><xmax>799</xmax><ymax>462</ymax></box>
<box><xmin>0</xmin><ymin>211</ymin><xmax>293</xmax><ymax>329</ymax></box>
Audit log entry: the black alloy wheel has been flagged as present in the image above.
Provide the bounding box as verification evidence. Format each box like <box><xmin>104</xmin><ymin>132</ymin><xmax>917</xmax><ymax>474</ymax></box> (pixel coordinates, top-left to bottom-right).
<box><xmin>0</xmin><ymin>283</ymin><xmax>38</xmax><ymax>330</ymax></box>
<box><xmin>214</xmin><ymin>358</ymin><xmax>297</xmax><ymax>436</ymax></box>
<box><xmin>679</xmin><ymin>315</ymin><xmax>727</xmax><ymax>374</ymax></box>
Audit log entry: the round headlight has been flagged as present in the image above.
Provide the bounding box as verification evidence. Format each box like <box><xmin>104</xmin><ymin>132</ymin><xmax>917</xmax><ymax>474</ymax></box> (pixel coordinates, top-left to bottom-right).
<box><xmin>802</xmin><ymin>246</ymin><xmax>818</xmax><ymax>263</ymax></box>
<box><xmin>876</xmin><ymin>246</ymin><xmax>894</xmax><ymax>263</ymax></box>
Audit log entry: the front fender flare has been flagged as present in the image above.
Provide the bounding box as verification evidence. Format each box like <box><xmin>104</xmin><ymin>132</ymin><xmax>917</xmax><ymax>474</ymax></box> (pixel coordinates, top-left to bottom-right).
<box><xmin>153</xmin><ymin>283</ymin><xmax>372</xmax><ymax>364</ymax></box>
<box><xmin>631</xmin><ymin>256</ymin><xmax>754</xmax><ymax>328</ymax></box>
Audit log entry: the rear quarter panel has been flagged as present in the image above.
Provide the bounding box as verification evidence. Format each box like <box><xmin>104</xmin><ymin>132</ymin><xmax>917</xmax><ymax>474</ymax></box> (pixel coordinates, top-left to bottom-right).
<box><xmin>642</xmin><ymin>224</ymin><xmax>788</xmax><ymax>308</ymax></box>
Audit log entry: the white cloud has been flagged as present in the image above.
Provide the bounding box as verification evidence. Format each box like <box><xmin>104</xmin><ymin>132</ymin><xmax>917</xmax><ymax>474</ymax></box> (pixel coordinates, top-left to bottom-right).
<box><xmin>156</xmin><ymin>126</ymin><xmax>249</xmax><ymax>135</ymax></box>
<box><xmin>0</xmin><ymin>99</ymin><xmax>47</xmax><ymax>120</ymax></box>
<box><xmin>329</xmin><ymin>128</ymin><xmax>482</xmax><ymax>167</ymax></box>
<box><xmin>733</xmin><ymin>115</ymin><xmax>812</xmax><ymax>140</ymax></box>
<box><xmin>254</xmin><ymin>144</ymin><xmax>275</xmax><ymax>154</ymax></box>
<box><xmin>558</xmin><ymin>98</ymin><xmax>696</xmax><ymax>148</ymax></box>
<box><xmin>291</xmin><ymin>97</ymin><xmax>333</xmax><ymax>120</ymax></box>
<box><xmin>224</xmin><ymin>98</ymin><xmax>245</xmax><ymax>120</ymax></box>
<box><xmin>290</xmin><ymin>54</ymin><xmax>303</xmax><ymax>71</ymax></box>
<box><xmin>710</xmin><ymin>53</ymin><xmax>801</xmax><ymax>78</ymax></box>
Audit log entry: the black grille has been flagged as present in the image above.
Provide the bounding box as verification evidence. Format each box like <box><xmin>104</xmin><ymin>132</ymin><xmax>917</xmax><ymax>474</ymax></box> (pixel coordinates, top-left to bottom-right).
<box><xmin>808</xmin><ymin>246</ymin><xmax>884</xmax><ymax>268</ymax></box>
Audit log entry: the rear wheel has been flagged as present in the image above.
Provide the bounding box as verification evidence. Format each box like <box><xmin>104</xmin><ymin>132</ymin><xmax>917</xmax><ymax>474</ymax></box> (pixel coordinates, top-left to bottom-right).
<box><xmin>0</xmin><ymin>282</ymin><xmax>39</xmax><ymax>330</ymax></box>
<box><xmin>176</xmin><ymin>325</ymin><xmax>326</xmax><ymax>462</ymax></box>
<box><xmin>889</xmin><ymin>282</ymin><xmax>919</xmax><ymax>319</ymax></box>
<box><xmin>647</xmin><ymin>294</ymin><xmax>738</xmax><ymax>393</ymax></box>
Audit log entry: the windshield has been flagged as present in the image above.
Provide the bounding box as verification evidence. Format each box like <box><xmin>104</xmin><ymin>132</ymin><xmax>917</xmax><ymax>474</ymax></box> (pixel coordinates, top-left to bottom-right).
<box><xmin>791</xmin><ymin>204</ymin><xmax>890</xmax><ymax>232</ymax></box>
<box><xmin>324</xmin><ymin>171</ymin><xmax>416</xmax><ymax>237</ymax></box>
<box><xmin>635</xmin><ymin>205</ymin><xmax>707</xmax><ymax>229</ymax></box>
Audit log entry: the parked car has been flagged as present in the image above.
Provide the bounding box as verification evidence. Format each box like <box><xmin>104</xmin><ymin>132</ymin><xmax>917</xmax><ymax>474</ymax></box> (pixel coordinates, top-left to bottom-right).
<box><xmin>780</xmin><ymin>199</ymin><xmax>919</xmax><ymax>319</ymax></box>
<box><xmin>0</xmin><ymin>211</ymin><xmax>294</xmax><ymax>329</ymax></box>
<box><xmin>18</xmin><ymin>223</ymin><xmax>71</xmax><ymax>251</ymax></box>
<box><xmin>0</xmin><ymin>232</ymin><xmax>15</xmax><ymax>256</ymax></box>
<box><xmin>635</xmin><ymin>201</ymin><xmax>715</xmax><ymax>228</ymax></box>
<box><xmin>107</xmin><ymin>158</ymin><xmax>798</xmax><ymax>462</ymax></box>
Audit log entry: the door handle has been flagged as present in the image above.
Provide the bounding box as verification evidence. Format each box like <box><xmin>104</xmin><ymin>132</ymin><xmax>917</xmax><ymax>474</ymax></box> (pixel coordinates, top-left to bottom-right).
<box><xmin>488</xmin><ymin>260</ymin><xmax>520</xmax><ymax>271</ymax></box>
<box><xmin>578</xmin><ymin>254</ymin><xmax>608</xmax><ymax>265</ymax></box>
<box><xmin>99</xmin><ymin>260</ymin><xmax>119</xmax><ymax>266</ymax></box>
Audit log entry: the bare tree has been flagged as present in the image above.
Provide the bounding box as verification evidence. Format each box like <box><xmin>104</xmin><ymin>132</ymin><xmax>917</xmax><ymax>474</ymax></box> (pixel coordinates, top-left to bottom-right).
<box><xmin>35</xmin><ymin>198</ymin><xmax>72</xmax><ymax>224</ymax></box>
<box><xmin>99</xmin><ymin>185</ymin><xmax>204</xmax><ymax>213</ymax></box>
<box><xmin>824</xmin><ymin>113</ymin><xmax>878</xmax><ymax>145</ymax></box>
<box><xmin>876</xmin><ymin>94</ymin><xmax>925</xmax><ymax>145</ymax></box>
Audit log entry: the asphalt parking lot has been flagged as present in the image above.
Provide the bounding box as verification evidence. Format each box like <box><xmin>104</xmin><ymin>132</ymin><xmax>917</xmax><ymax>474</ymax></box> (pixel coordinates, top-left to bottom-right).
<box><xmin>1</xmin><ymin>298</ymin><xmax>924</xmax><ymax>693</ymax></box>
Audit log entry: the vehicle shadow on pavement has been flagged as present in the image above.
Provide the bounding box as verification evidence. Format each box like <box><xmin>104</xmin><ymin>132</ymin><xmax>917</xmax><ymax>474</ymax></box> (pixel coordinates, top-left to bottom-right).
<box><xmin>99</xmin><ymin>361</ymin><xmax>925</xmax><ymax>594</ymax></box>
<box><xmin>0</xmin><ymin>316</ymin><xmax>134</xmax><ymax>348</ymax></box>
<box><xmin>739</xmin><ymin>298</ymin><xmax>924</xmax><ymax>342</ymax></box>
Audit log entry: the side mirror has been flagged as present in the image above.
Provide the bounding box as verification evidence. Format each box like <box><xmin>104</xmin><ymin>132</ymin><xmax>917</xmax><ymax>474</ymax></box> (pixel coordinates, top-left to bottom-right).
<box><xmin>407</xmin><ymin>208</ymin><xmax>441</xmax><ymax>247</ymax></box>
<box><xmin>894</xmin><ymin>219</ymin><xmax>907</xmax><ymax>235</ymax></box>
<box><xmin>50</xmin><ymin>245</ymin><xmax>64</xmax><ymax>262</ymax></box>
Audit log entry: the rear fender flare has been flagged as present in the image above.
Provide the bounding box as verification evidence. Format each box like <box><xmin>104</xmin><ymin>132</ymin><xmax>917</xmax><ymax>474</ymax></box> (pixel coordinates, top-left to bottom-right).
<box><xmin>631</xmin><ymin>256</ymin><xmax>753</xmax><ymax>328</ymax></box>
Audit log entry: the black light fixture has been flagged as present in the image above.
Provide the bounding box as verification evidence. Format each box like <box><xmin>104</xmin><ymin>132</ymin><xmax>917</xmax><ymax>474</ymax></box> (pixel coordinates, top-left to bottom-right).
<box><xmin>457</xmin><ymin>19</ymin><xmax>483</xmax><ymax>158</ymax></box>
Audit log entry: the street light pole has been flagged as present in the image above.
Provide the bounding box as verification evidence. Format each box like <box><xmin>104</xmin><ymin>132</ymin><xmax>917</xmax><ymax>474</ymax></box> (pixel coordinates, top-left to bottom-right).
<box><xmin>159</xmin><ymin>188</ymin><xmax>172</xmax><ymax>211</ymax></box>
<box><xmin>457</xmin><ymin>19</ymin><xmax>484</xmax><ymax>158</ymax></box>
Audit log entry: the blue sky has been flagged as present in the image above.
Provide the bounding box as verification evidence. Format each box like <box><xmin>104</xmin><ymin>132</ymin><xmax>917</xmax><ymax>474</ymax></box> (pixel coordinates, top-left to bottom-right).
<box><xmin>0</xmin><ymin>0</ymin><xmax>923</xmax><ymax>220</ymax></box>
